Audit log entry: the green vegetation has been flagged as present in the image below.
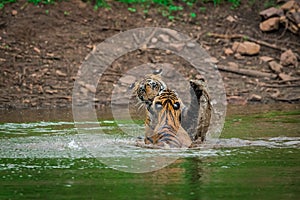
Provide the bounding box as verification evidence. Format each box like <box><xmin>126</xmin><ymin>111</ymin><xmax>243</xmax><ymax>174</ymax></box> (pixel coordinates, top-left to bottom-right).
<box><xmin>0</xmin><ymin>0</ymin><xmax>56</xmax><ymax>7</ymax></box>
<box><xmin>0</xmin><ymin>0</ymin><xmax>241</xmax><ymax>18</ymax></box>
<box><xmin>112</xmin><ymin>0</ymin><xmax>241</xmax><ymax>19</ymax></box>
<box><xmin>263</xmin><ymin>0</ymin><xmax>276</xmax><ymax>8</ymax></box>
<box><xmin>111</xmin><ymin>0</ymin><xmax>241</xmax><ymax>20</ymax></box>
<box><xmin>0</xmin><ymin>0</ymin><xmax>55</xmax><ymax>8</ymax></box>
<box><xmin>27</xmin><ymin>0</ymin><xmax>55</xmax><ymax>5</ymax></box>
<box><xmin>0</xmin><ymin>0</ymin><xmax>16</xmax><ymax>8</ymax></box>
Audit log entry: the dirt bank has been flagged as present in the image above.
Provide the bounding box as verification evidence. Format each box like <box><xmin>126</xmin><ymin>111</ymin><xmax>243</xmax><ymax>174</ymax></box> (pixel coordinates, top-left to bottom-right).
<box><xmin>0</xmin><ymin>0</ymin><xmax>299</xmax><ymax>109</ymax></box>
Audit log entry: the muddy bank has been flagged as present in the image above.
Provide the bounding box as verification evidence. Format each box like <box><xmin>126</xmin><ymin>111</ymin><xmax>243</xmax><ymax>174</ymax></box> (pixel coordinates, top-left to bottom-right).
<box><xmin>0</xmin><ymin>1</ymin><xmax>299</xmax><ymax>109</ymax></box>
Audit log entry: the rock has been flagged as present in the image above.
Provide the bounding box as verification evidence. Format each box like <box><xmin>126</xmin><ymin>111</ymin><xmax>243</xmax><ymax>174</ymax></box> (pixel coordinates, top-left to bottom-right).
<box><xmin>195</xmin><ymin>74</ymin><xmax>204</xmax><ymax>80</ymax></box>
<box><xmin>23</xmin><ymin>99</ymin><xmax>30</xmax><ymax>104</ymax></box>
<box><xmin>280</xmin><ymin>49</ymin><xmax>298</xmax><ymax>67</ymax></box>
<box><xmin>205</xmin><ymin>57</ymin><xmax>219</xmax><ymax>64</ymax></box>
<box><xmin>286</xmin><ymin>11</ymin><xmax>300</xmax><ymax>28</ymax></box>
<box><xmin>234</xmin><ymin>53</ymin><xmax>245</xmax><ymax>60</ymax></box>
<box><xmin>224</xmin><ymin>48</ymin><xmax>234</xmax><ymax>55</ymax></box>
<box><xmin>77</xmin><ymin>1</ymin><xmax>87</xmax><ymax>9</ymax></box>
<box><xmin>33</xmin><ymin>47</ymin><xmax>41</xmax><ymax>54</ymax></box>
<box><xmin>286</xmin><ymin>11</ymin><xmax>300</xmax><ymax>34</ymax></box>
<box><xmin>165</xmin><ymin>50</ymin><xmax>172</xmax><ymax>54</ymax></box>
<box><xmin>167</xmin><ymin>22</ymin><xmax>173</xmax><ymax>27</ymax></box>
<box><xmin>287</xmin><ymin>20</ymin><xmax>299</xmax><ymax>34</ymax></box>
<box><xmin>249</xmin><ymin>94</ymin><xmax>262</xmax><ymax>101</ymax></box>
<box><xmin>278</xmin><ymin>73</ymin><xmax>293</xmax><ymax>81</ymax></box>
<box><xmin>186</xmin><ymin>42</ymin><xmax>196</xmax><ymax>48</ymax></box>
<box><xmin>38</xmin><ymin>85</ymin><xmax>44</xmax><ymax>93</ymax></box>
<box><xmin>151</xmin><ymin>37</ymin><xmax>158</xmax><ymax>43</ymax></box>
<box><xmin>260</xmin><ymin>56</ymin><xmax>274</xmax><ymax>62</ymax></box>
<box><xmin>11</xmin><ymin>10</ymin><xmax>18</xmax><ymax>16</ymax></box>
<box><xmin>281</xmin><ymin>0</ymin><xmax>298</xmax><ymax>11</ymax></box>
<box><xmin>259</xmin><ymin>17</ymin><xmax>280</xmax><ymax>31</ymax></box>
<box><xmin>268</xmin><ymin>61</ymin><xmax>283</xmax><ymax>73</ymax></box>
<box><xmin>203</xmin><ymin>45</ymin><xmax>210</xmax><ymax>51</ymax></box>
<box><xmin>267</xmin><ymin>88</ymin><xmax>280</xmax><ymax>98</ymax></box>
<box><xmin>119</xmin><ymin>75</ymin><xmax>136</xmax><ymax>85</ymax></box>
<box><xmin>228</xmin><ymin>62</ymin><xmax>239</xmax><ymax>68</ymax></box>
<box><xmin>45</xmin><ymin>89</ymin><xmax>58</xmax><ymax>94</ymax></box>
<box><xmin>158</xmin><ymin>34</ymin><xmax>170</xmax><ymax>43</ymax></box>
<box><xmin>226</xmin><ymin>15</ymin><xmax>236</xmax><ymax>22</ymax></box>
<box><xmin>232</xmin><ymin>41</ymin><xmax>260</xmax><ymax>55</ymax></box>
<box><xmin>46</xmin><ymin>53</ymin><xmax>55</xmax><ymax>58</ymax></box>
<box><xmin>259</xmin><ymin>7</ymin><xmax>284</xmax><ymax>19</ymax></box>
<box><xmin>169</xmin><ymin>43</ymin><xmax>185</xmax><ymax>52</ymax></box>
<box><xmin>56</xmin><ymin>70</ymin><xmax>67</xmax><ymax>77</ymax></box>
<box><xmin>85</xmin><ymin>84</ymin><xmax>96</xmax><ymax>93</ymax></box>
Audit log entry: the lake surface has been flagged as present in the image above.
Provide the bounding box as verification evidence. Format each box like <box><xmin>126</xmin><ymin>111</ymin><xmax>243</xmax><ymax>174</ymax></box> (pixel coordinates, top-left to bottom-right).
<box><xmin>0</xmin><ymin>104</ymin><xmax>299</xmax><ymax>199</ymax></box>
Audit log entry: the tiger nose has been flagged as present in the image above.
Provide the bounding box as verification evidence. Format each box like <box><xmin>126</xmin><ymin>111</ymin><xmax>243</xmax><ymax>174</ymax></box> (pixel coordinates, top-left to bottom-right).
<box><xmin>149</xmin><ymin>81</ymin><xmax>157</xmax><ymax>88</ymax></box>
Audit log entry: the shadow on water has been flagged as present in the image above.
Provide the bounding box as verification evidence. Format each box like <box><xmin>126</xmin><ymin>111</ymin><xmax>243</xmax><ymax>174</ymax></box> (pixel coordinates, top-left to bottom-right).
<box><xmin>0</xmin><ymin>103</ymin><xmax>299</xmax><ymax>199</ymax></box>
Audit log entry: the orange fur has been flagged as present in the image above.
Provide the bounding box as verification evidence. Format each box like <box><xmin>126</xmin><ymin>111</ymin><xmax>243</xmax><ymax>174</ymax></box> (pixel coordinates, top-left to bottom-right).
<box><xmin>145</xmin><ymin>89</ymin><xmax>191</xmax><ymax>148</ymax></box>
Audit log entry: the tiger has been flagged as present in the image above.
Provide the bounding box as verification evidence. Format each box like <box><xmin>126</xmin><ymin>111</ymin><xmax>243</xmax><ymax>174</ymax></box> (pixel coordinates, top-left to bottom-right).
<box><xmin>131</xmin><ymin>69</ymin><xmax>166</xmax><ymax>109</ymax></box>
<box><xmin>131</xmin><ymin>70</ymin><xmax>211</xmax><ymax>146</ymax></box>
<box><xmin>144</xmin><ymin>89</ymin><xmax>192</xmax><ymax>148</ymax></box>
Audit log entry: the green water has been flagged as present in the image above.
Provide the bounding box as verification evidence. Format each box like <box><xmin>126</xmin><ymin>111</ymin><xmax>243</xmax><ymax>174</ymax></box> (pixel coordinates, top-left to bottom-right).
<box><xmin>0</xmin><ymin>104</ymin><xmax>299</xmax><ymax>199</ymax></box>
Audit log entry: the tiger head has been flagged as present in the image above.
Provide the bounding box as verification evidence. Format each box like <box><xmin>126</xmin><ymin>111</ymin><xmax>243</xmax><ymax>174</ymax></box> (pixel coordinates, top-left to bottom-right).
<box><xmin>151</xmin><ymin>89</ymin><xmax>182</xmax><ymax>130</ymax></box>
<box><xmin>131</xmin><ymin>69</ymin><xmax>167</xmax><ymax>107</ymax></box>
<box><xmin>145</xmin><ymin>89</ymin><xmax>188</xmax><ymax>148</ymax></box>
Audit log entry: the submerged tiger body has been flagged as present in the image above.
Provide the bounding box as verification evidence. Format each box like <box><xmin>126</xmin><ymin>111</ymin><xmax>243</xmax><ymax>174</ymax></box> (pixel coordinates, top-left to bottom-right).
<box><xmin>131</xmin><ymin>70</ymin><xmax>212</xmax><ymax>148</ymax></box>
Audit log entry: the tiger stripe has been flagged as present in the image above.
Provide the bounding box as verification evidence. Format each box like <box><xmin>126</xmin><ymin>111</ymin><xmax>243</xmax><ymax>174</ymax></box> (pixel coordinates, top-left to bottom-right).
<box><xmin>145</xmin><ymin>89</ymin><xmax>191</xmax><ymax>148</ymax></box>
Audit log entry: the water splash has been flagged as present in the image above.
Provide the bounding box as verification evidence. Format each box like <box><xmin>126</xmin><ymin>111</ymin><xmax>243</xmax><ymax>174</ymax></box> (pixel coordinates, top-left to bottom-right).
<box><xmin>0</xmin><ymin>121</ymin><xmax>299</xmax><ymax>160</ymax></box>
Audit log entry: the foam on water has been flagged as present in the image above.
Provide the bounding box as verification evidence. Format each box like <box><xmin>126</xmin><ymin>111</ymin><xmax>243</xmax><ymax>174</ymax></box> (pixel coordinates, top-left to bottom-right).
<box><xmin>0</xmin><ymin>133</ymin><xmax>299</xmax><ymax>159</ymax></box>
<box><xmin>0</xmin><ymin>121</ymin><xmax>299</xmax><ymax>160</ymax></box>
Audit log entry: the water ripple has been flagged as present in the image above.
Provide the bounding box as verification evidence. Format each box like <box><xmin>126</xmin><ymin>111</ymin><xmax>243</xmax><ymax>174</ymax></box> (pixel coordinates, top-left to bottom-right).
<box><xmin>0</xmin><ymin>134</ymin><xmax>299</xmax><ymax>160</ymax></box>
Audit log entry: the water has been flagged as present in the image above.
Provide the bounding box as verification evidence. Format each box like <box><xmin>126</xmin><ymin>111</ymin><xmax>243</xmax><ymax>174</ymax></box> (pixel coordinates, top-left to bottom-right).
<box><xmin>0</xmin><ymin>104</ymin><xmax>299</xmax><ymax>199</ymax></box>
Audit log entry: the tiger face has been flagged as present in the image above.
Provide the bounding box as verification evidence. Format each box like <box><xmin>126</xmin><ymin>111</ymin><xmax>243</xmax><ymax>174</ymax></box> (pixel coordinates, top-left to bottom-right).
<box><xmin>145</xmin><ymin>89</ymin><xmax>191</xmax><ymax>148</ymax></box>
<box><xmin>132</xmin><ymin>71</ymin><xmax>167</xmax><ymax>107</ymax></box>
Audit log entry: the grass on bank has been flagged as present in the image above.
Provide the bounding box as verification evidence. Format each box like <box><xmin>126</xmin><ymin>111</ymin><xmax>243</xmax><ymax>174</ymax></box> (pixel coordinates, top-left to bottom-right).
<box><xmin>0</xmin><ymin>0</ymin><xmax>241</xmax><ymax>11</ymax></box>
<box><xmin>0</xmin><ymin>0</ymin><xmax>277</xmax><ymax>21</ymax></box>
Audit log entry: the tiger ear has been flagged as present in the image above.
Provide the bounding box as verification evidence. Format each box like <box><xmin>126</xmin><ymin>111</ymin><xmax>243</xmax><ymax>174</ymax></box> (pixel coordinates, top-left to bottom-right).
<box><xmin>152</xmin><ymin>69</ymin><xmax>163</xmax><ymax>75</ymax></box>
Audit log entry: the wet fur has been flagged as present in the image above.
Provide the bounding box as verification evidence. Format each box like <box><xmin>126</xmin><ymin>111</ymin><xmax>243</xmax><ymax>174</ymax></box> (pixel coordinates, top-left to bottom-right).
<box><xmin>132</xmin><ymin>73</ymin><xmax>166</xmax><ymax>109</ymax></box>
<box><xmin>144</xmin><ymin>89</ymin><xmax>192</xmax><ymax>148</ymax></box>
<box><xmin>131</xmin><ymin>71</ymin><xmax>211</xmax><ymax>148</ymax></box>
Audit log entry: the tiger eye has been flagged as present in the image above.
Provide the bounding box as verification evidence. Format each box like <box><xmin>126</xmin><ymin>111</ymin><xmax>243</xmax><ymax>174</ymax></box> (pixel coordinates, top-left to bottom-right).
<box><xmin>155</xmin><ymin>102</ymin><xmax>163</xmax><ymax>110</ymax></box>
<box><xmin>173</xmin><ymin>102</ymin><xmax>180</xmax><ymax>110</ymax></box>
<box><xmin>138</xmin><ymin>87</ymin><xmax>144</xmax><ymax>93</ymax></box>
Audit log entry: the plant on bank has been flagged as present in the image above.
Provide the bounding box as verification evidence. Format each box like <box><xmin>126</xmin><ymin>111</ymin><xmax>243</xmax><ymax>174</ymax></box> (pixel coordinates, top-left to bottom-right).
<box><xmin>0</xmin><ymin>0</ymin><xmax>241</xmax><ymax>15</ymax></box>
